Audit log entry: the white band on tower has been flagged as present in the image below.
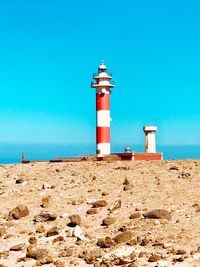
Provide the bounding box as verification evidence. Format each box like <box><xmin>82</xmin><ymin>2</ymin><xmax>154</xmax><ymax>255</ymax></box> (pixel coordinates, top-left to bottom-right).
<box><xmin>96</xmin><ymin>110</ymin><xmax>111</xmax><ymax>127</ymax></box>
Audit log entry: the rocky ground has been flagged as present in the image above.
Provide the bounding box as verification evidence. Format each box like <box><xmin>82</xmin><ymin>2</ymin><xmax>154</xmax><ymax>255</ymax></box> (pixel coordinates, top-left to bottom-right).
<box><xmin>0</xmin><ymin>160</ymin><xmax>200</xmax><ymax>267</ymax></box>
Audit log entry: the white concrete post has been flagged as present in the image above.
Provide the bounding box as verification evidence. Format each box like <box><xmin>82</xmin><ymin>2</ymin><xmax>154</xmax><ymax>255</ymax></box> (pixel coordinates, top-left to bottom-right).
<box><xmin>143</xmin><ymin>126</ymin><xmax>157</xmax><ymax>153</ymax></box>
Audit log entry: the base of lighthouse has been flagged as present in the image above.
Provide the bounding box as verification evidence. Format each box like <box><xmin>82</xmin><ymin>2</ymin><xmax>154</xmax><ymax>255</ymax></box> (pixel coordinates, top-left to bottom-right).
<box><xmin>96</xmin><ymin>143</ymin><xmax>110</xmax><ymax>156</ymax></box>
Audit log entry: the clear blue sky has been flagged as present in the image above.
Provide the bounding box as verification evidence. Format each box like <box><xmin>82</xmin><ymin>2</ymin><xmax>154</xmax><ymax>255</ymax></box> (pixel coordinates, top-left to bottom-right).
<box><xmin>0</xmin><ymin>0</ymin><xmax>200</xmax><ymax>145</ymax></box>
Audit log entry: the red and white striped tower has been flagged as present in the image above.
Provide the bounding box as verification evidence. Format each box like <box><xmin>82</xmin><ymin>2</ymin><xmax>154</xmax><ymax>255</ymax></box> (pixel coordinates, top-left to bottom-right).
<box><xmin>91</xmin><ymin>62</ymin><xmax>115</xmax><ymax>157</ymax></box>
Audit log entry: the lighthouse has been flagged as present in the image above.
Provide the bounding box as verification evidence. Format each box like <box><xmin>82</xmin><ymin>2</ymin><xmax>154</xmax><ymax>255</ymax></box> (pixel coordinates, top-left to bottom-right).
<box><xmin>91</xmin><ymin>62</ymin><xmax>114</xmax><ymax>157</ymax></box>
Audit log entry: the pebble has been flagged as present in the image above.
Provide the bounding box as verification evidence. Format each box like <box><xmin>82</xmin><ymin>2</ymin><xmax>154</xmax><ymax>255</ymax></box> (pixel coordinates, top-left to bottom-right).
<box><xmin>36</xmin><ymin>225</ymin><xmax>46</xmax><ymax>233</ymax></box>
<box><xmin>46</xmin><ymin>226</ymin><xmax>59</xmax><ymax>237</ymax></box>
<box><xmin>102</xmin><ymin>191</ymin><xmax>109</xmax><ymax>196</ymax></box>
<box><xmin>148</xmin><ymin>254</ymin><xmax>161</xmax><ymax>262</ymax></box>
<box><xmin>58</xmin><ymin>247</ymin><xmax>74</xmax><ymax>257</ymax></box>
<box><xmin>0</xmin><ymin>227</ymin><xmax>6</xmax><ymax>237</ymax></box>
<box><xmin>60</xmin><ymin>213</ymin><xmax>69</xmax><ymax>218</ymax></box>
<box><xmin>163</xmin><ymin>243</ymin><xmax>172</xmax><ymax>249</ymax></box>
<box><xmin>36</xmin><ymin>255</ymin><xmax>53</xmax><ymax>265</ymax></box>
<box><xmin>68</xmin><ymin>214</ymin><xmax>81</xmax><ymax>226</ymax></box>
<box><xmin>128</xmin><ymin>263</ymin><xmax>138</xmax><ymax>267</ymax></box>
<box><xmin>97</xmin><ymin>236</ymin><xmax>115</xmax><ymax>248</ymax></box>
<box><xmin>52</xmin><ymin>236</ymin><xmax>64</xmax><ymax>243</ymax></box>
<box><xmin>34</xmin><ymin>211</ymin><xmax>56</xmax><ymax>222</ymax></box>
<box><xmin>54</xmin><ymin>260</ymin><xmax>65</xmax><ymax>267</ymax></box>
<box><xmin>42</xmin><ymin>183</ymin><xmax>51</xmax><ymax>189</ymax></box>
<box><xmin>109</xmin><ymin>200</ymin><xmax>121</xmax><ymax>211</ymax></box>
<box><xmin>176</xmin><ymin>249</ymin><xmax>186</xmax><ymax>255</ymax></box>
<box><xmin>102</xmin><ymin>216</ymin><xmax>117</xmax><ymax>226</ymax></box>
<box><xmin>111</xmin><ymin>245</ymin><xmax>135</xmax><ymax>258</ymax></box>
<box><xmin>29</xmin><ymin>236</ymin><xmax>37</xmax><ymax>244</ymax></box>
<box><xmin>126</xmin><ymin>238</ymin><xmax>137</xmax><ymax>246</ymax></box>
<box><xmin>10</xmin><ymin>243</ymin><xmax>26</xmax><ymax>251</ymax></box>
<box><xmin>129</xmin><ymin>212</ymin><xmax>140</xmax><ymax>219</ymax></box>
<box><xmin>173</xmin><ymin>256</ymin><xmax>184</xmax><ymax>262</ymax></box>
<box><xmin>16</xmin><ymin>177</ymin><xmax>25</xmax><ymax>184</ymax></box>
<box><xmin>72</xmin><ymin>225</ymin><xmax>85</xmax><ymax>240</ymax></box>
<box><xmin>92</xmin><ymin>200</ymin><xmax>108</xmax><ymax>208</ymax></box>
<box><xmin>79</xmin><ymin>249</ymin><xmax>102</xmax><ymax>263</ymax></box>
<box><xmin>124</xmin><ymin>184</ymin><xmax>134</xmax><ymax>191</ymax></box>
<box><xmin>140</xmin><ymin>237</ymin><xmax>150</xmax><ymax>246</ymax></box>
<box><xmin>169</xmin><ymin>166</ymin><xmax>179</xmax><ymax>171</ymax></box>
<box><xmin>41</xmin><ymin>196</ymin><xmax>52</xmax><ymax>208</ymax></box>
<box><xmin>87</xmin><ymin>208</ymin><xmax>98</xmax><ymax>215</ymax></box>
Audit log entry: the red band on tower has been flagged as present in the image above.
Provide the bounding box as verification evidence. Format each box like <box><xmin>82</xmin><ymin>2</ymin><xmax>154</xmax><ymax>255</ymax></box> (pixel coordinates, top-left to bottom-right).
<box><xmin>96</xmin><ymin>93</ymin><xmax>110</xmax><ymax>110</ymax></box>
<box><xmin>96</xmin><ymin>127</ymin><xmax>110</xmax><ymax>143</ymax></box>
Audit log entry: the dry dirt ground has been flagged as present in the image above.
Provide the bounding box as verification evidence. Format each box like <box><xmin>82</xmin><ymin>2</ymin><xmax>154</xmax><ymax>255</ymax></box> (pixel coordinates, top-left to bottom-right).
<box><xmin>0</xmin><ymin>160</ymin><xmax>200</xmax><ymax>267</ymax></box>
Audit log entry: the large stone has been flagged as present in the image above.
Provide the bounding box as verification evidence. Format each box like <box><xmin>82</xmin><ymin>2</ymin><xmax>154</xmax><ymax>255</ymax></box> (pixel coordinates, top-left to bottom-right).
<box><xmin>26</xmin><ymin>245</ymin><xmax>49</xmax><ymax>260</ymax></box>
<box><xmin>8</xmin><ymin>205</ymin><xmax>29</xmax><ymax>220</ymax></box>
<box><xmin>113</xmin><ymin>231</ymin><xmax>133</xmax><ymax>244</ymax></box>
<box><xmin>143</xmin><ymin>209</ymin><xmax>172</xmax><ymax>220</ymax></box>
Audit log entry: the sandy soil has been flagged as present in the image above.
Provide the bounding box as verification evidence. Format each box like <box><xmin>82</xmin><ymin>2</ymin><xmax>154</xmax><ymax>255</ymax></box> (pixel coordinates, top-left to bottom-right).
<box><xmin>0</xmin><ymin>160</ymin><xmax>200</xmax><ymax>267</ymax></box>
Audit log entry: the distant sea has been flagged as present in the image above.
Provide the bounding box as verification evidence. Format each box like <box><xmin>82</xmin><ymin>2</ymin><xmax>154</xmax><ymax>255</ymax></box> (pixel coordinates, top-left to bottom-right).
<box><xmin>0</xmin><ymin>143</ymin><xmax>199</xmax><ymax>164</ymax></box>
